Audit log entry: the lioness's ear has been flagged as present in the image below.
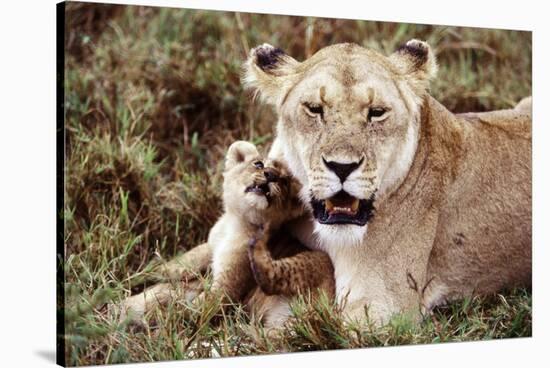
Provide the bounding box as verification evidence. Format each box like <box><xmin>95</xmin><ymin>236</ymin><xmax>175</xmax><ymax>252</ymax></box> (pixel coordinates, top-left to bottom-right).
<box><xmin>242</xmin><ymin>43</ymin><xmax>300</xmax><ymax>106</ymax></box>
<box><xmin>389</xmin><ymin>39</ymin><xmax>437</xmax><ymax>94</ymax></box>
<box><xmin>225</xmin><ymin>141</ymin><xmax>259</xmax><ymax>170</ymax></box>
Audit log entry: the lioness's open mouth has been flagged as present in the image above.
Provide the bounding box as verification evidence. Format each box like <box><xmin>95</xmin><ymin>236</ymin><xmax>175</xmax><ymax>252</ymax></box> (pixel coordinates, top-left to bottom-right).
<box><xmin>311</xmin><ymin>191</ymin><xmax>375</xmax><ymax>226</ymax></box>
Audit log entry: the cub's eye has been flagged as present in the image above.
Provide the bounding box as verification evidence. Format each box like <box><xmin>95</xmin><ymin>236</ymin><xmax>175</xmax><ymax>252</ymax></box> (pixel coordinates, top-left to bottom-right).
<box><xmin>368</xmin><ymin>107</ymin><xmax>387</xmax><ymax>121</ymax></box>
<box><xmin>253</xmin><ymin>161</ymin><xmax>264</xmax><ymax>169</ymax></box>
<box><xmin>303</xmin><ymin>103</ymin><xmax>324</xmax><ymax>118</ymax></box>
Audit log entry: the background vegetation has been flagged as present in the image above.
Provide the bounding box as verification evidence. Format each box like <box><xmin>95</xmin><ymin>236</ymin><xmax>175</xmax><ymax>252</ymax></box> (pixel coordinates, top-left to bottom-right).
<box><xmin>63</xmin><ymin>2</ymin><xmax>532</xmax><ymax>366</ymax></box>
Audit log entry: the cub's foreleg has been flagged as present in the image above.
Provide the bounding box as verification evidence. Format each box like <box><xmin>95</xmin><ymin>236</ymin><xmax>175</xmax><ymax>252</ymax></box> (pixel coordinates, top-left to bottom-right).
<box><xmin>211</xmin><ymin>244</ymin><xmax>256</xmax><ymax>303</ymax></box>
<box><xmin>159</xmin><ymin>242</ymin><xmax>213</xmax><ymax>281</ymax></box>
<box><xmin>248</xmin><ymin>223</ymin><xmax>335</xmax><ymax>298</ymax></box>
<box><xmin>113</xmin><ymin>242</ymin><xmax>212</xmax><ymax>323</ymax></box>
<box><xmin>115</xmin><ymin>279</ymin><xmax>203</xmax><ymax>322</ymax></box>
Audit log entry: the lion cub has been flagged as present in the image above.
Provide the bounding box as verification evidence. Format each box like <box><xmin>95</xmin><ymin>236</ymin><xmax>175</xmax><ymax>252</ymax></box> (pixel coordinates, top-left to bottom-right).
<box><xmin>115</xmin><ymin>141</ymin><xmax>334</xmax><ymax>322</ymax></box>
<box><xmin>210</xmin><ymin>141</ymin><xmax>334</xmax><ymax>303</ymax></box>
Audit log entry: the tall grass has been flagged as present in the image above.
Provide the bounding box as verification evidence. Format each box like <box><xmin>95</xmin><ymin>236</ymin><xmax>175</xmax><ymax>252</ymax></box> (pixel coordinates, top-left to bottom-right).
<box><xmin>63</xmin><ymin>2</ymin><xmax>531</xmax><ymax>366</ymax></box>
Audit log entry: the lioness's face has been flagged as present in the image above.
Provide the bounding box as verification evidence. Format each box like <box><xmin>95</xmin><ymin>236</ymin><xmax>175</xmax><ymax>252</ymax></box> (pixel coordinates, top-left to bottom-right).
<box><xmin>244</xmin><ymin>41</ymin><xmax>436</xmax><ymax>243</ymax></box>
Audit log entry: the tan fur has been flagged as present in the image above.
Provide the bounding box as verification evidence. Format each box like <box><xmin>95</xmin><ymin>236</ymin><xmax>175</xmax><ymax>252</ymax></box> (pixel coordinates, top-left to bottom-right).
<box><xmin>243</xmin><ymin>40</ymin><xmax>531</xmax><ymax>325</ymax></box>
<box><xmin>116</xmin><ymin>141</ymin><xmax>334</xmax><ymax>327</ymax></box>
<box><xmin>248</xmin><ymin>221</ymin><xmax>335</xmax><ymax>299</ymax></box>
<box><xmin>209</xmin><ymin>141</ymin><xmax>306</xmax><ymax>302</ymax></box>
<box><xmin>113</xmin><ymin>243</ymin><xmax>210</xmax><ymax>322</ymax></box>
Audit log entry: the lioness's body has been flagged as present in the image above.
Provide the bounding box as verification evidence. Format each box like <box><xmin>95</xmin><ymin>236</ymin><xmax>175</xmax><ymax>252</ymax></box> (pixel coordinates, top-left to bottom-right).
<box><xmin>244</xmin><ymin>41</ymin><xmax>531</xmax><ymax>324</ymax></box>
<box><xmin>285</xmin><ymin>96</ymin><xmax>531</xmax><ymax>321</ymax></box>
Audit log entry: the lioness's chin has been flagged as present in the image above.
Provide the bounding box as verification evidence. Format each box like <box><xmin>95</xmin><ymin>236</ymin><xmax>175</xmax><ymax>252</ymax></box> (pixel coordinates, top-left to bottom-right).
<box><xmin>313</xmin><ymin>222</ymin><xmax>367</xmax><ymax>249</ymax></box>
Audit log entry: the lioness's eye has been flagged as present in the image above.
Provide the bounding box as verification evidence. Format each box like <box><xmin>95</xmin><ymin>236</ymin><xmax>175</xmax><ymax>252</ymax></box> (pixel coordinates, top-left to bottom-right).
<box><xmin>304</xmin><ymin>103</ymin><xmax>324</xmax><ymax>118</ymax></box>
<box><xmin>368</xmin><ymin>107</ymin><xmax>387</xmax><ymax>121</ymax></box>
<box><xmin>253</xmin><ymin>161</ymin><xmax>264</xmax><ymax>169</ymax></box>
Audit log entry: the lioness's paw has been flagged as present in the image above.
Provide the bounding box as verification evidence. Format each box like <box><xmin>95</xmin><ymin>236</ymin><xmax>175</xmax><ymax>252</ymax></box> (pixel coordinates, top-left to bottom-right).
<box><xmin>420</xmin><ymin>278</ymin><xmax>449</xmax><ymax>316</ymax></box>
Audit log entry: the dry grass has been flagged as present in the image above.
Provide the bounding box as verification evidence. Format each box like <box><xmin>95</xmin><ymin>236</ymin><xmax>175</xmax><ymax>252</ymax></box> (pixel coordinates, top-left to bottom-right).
<box><xmin>62</xmin><ymin>2</ymin><xmax>532</xmax><ymax>366</ymax></box>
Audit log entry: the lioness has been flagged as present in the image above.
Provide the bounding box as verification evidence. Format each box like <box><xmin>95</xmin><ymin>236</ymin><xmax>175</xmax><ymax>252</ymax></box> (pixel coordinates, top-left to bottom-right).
<box><xmin>243</xmin><ymin>39</ymin><xmax>531</xmax><ymax>324</ymax></box>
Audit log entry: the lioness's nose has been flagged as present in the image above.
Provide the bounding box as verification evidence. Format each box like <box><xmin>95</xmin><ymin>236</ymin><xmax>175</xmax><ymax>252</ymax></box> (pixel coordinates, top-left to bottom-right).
<box><xmin>323</xmin><ymin>157</ymin><xmax>364</xmax><ymax>182</ymax></box>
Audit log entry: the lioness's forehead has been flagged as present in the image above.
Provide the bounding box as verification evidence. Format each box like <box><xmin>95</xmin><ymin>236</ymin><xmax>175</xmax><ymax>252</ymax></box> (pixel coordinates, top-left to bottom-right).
<box><xmin>302</xmin><ymin>43</ymin><xmax>395</xmax><ymax>74</ymax></box>
<box><xmin>294</xmin><ymin>59</ymin><xmax>399</xmax><ymax>103</ymax></box>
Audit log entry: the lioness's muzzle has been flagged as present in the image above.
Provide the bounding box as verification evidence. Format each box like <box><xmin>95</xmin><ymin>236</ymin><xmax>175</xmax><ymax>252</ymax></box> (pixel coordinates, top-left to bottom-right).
<box><xmin>311</xmin><ymin>191</ymin><xmax>375</xmax><ymax>226</ymax></box>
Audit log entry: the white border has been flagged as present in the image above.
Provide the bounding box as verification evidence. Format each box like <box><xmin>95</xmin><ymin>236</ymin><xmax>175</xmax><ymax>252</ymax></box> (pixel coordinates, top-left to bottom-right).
<box><xmin>0</xmin><ymin>1</ymin><xmax>547</xmax><ymax>367</ymax></box>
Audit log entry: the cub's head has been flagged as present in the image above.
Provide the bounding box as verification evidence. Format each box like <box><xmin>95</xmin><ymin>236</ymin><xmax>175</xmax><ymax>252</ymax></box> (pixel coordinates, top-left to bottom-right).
<box><xmin>243</xmin><ymin>40</ymin><xmax>437</xmax><ymax>245</ymax></box>
<box><xmin>223</xmin><ymin>141</ymin><xmax>298</xmax><ymax>223</ymax></box>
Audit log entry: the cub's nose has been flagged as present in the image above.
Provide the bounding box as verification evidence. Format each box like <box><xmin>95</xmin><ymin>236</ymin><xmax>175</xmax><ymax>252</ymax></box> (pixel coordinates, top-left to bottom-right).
<box><xmin>264</xmin><ymin>168</ymin><xmax>279</xmax><ymax>182</ymax></box>
<box><xmin>323</xmin><ymin>157</ymin><xmax>364</xmax><ymax>182</ymax></box>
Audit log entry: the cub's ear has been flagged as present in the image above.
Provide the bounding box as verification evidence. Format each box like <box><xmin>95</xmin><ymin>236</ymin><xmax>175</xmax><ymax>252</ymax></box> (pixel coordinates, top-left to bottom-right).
<box><xmin>389</xmin><ymin>39</ymin><xmax>437</xmax><ymax>95</ymax></box>
<box><xmin>242</xmin><ymin>43</ymin><xmax>300</xmax><ymax>106</ymax></box>
<box><xmin>225</xmin><ymin>141</ymin><xmax>259</xmax><ymax>170</ymax></box>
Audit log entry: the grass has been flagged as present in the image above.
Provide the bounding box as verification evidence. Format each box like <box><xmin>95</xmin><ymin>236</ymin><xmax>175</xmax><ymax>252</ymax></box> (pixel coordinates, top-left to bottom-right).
<box><xmin>62</xmin><ymin>2</ymin><xmax>532</xmax><ymax>366</ymax></box>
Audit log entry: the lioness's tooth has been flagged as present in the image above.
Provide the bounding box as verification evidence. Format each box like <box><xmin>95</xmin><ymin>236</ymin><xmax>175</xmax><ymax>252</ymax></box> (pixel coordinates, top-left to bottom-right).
<box><xmin>325</xmin><ymin>199</ymin><xmax>334</xmax><ymax>211</ymax></box>
<box><xmin>351</xmin><ymin>199</ymin><xmax>359</xmax><ymax>212</ymax></box>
